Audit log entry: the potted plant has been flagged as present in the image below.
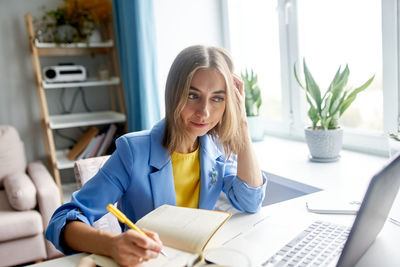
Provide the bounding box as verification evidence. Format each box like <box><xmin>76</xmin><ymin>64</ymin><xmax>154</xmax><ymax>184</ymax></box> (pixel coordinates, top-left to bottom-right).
<box><xmin>34</xmin><ymin>0</ymin><xmax>112</xmax><ymax>43</ymax></box>
<box><xmin>242</xmin><ymin>69</ymin><xmax>264</xmax><ymax>141</ymax></box>
<box><xmin>294</xmin><ymin>59</ymin><xmax>374</xmax><ymax>162</ymax></box>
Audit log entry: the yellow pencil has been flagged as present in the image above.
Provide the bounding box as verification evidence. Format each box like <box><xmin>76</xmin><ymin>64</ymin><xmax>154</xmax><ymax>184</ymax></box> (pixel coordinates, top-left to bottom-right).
<box><xmin>107</xmin><ymin>204</ymin><xmax>167</xmax><ymax>256</ymax></box>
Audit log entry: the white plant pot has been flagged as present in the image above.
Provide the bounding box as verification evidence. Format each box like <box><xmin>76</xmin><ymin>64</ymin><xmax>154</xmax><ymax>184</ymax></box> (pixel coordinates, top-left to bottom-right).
<box><xmin>304</xmin><ymin>127</ymin><xmax>343</xmax><ymax>162</ymax></box>
<box><xmin>247</xmin><ymin>116</ymin><xmax>264</xmax><ymax>142</ymax></box>
<box><xmin>56</xmin><ymin>25</ymin><xmax>77</xmax><ymax>43</ymax></box>
<box><xmin>88</xmin><ymin>29</ymin><xmax>102</xmax><ymax>43</ymax></box>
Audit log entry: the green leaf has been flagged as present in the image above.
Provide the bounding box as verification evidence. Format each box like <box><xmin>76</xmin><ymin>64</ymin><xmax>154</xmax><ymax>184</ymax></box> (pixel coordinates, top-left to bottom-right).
<box><xmin>328</xmin><ymin>112</ymin><xmax>340</xmax><ymax>129</ymax></box>
<box><xmin>390</xmin><ymin>133</ymin><xmax>400</xmax><ymax>141</ymax></box>
<box><xmin>333</xmin><ymin>65</ymin><xmax>349</xmax><ymax>90</ymax></box>
<box><xmin>308</xmin><ymin>105</ymin><xmax>319</xmax><ymax>129</ymax></box>
<box><xmin>327</xmin><ymin>65</ymin><xmax>343</xmax><ymax>92</ymax></box>
<box><xmin>328</xmin><ymin>117</ymin><xmax>339</xmax><ymax>129</ymax></box>
<box><xmin>322</xmin><ymin>66</ymin><xmax>341</xmax><ymax>100</ymax></box>
<box><xmin>325</xmin><ymin>117</ymin><xmax>334</xmax><ymax>129</ymax></box>
<box><xmin>305</xmin><ymin>91</ymin><xmax>318</xmax><ymax>111</ymax></box>
<box><xmin>340</xmin><ymin>95</ymin><xmax>356</xmax><ymax>117</ymax></box>
<box><xmin>303</xmin><ymin>59</ymin><xmax>322</xmax><ymax>112</ymax></box>
<box><xmin>333</xmin><ymin>65</ymin><xmax>349</xmax><ymax>95</ymax></box>
<box><xmin>321</xmin><ymin>93</ymin><xmax>332</xmax><ymax>119</ymax></box>
<box><xmin>331</xmin><ymin>65</ymin><xmax>349</xmax><ymax>98</ymax></box>
<box><xmin>329</xmin><ymin>92</ymin><xmax>343</xmax><ymax>117</ymax></box>
<box><xmin>294</xmin><ymin>63</ymin><xmax>305</xmax><ymax>89</ymax></box>
<box><xmin>321</xmin><ymin>117</ymin><xmax>329</xmax><ymax>130</ymax></box>
<box><xmin>340</xmin><ymin>75</ymin><xmax>375</xmax><ymax>116</ymax></box>
<box><xmin>253</xmin><ymin>74</ymin><xmax>258</xmax><ymax>85</ymax></box>
<box><xmin>256</xmin><ymin>98</ymin><xmax>262</xmax><ymax>110</ymax></box>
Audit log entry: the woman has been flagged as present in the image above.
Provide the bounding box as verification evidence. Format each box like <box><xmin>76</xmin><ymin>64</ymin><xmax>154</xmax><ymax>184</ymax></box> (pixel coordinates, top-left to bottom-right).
<box><xmin>46</xmin><ymin>45</ymin><xmax>266</xmax><ymax>266</ymax></box>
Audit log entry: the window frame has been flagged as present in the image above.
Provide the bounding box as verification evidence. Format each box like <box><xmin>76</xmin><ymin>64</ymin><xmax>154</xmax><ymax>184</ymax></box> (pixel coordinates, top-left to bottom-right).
<box><xmin>223</xmin><ymin>0</ymin><xmax>398</xmax><ymax>156</ymax></box>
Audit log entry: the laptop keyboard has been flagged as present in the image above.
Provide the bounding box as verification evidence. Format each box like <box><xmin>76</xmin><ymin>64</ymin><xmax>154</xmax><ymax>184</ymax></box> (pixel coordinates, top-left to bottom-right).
<box><xmin>262</xmin><ymin>221</ymin><xmax>351</xmax><ymax>267</ymax></box>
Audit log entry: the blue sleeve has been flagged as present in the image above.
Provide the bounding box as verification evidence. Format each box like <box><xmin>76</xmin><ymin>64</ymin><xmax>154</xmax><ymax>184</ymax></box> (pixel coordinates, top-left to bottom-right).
<box><xmin>222</xmin><ymin>158</ymin><xmax>267</xmax><ymax>213</ymax></box>
<box><xmin>45</xmin><ymin>136</ymin><xmax>133</xmax><ymax>254</ymax></box>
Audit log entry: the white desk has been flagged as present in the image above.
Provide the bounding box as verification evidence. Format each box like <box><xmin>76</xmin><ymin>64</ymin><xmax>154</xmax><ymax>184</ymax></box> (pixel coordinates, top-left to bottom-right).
<box><xmin>30</xmin><ymin>137</ymin><xmax>400</xmax><ymax>266</ymax></box>
<box><xmin>29</xmin><ymin>193</ymin><xmax>400</xmax><ymax>267</ymax></box>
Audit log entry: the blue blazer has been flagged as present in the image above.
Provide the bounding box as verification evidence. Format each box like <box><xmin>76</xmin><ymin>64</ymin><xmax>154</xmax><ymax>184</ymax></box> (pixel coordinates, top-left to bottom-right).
<box><xmin>46</xmin><ymin>119</ymin><xmax>266</xmax><ymax>254</ymax></box>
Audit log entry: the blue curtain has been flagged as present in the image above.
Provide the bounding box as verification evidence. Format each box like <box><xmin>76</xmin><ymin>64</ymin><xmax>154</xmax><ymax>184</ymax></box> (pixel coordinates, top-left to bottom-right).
<box><xmin>112</xmin><ymin>0</ymin><xmax>160</xmax><ymax>131</ymax></box>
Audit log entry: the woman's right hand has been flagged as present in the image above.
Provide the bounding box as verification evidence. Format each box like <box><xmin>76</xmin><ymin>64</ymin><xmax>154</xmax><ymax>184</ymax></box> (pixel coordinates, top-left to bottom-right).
<box><xmin>110</xmin><ymin>229</ymin><xmax>163</xmax><ymax>267</ymax></box>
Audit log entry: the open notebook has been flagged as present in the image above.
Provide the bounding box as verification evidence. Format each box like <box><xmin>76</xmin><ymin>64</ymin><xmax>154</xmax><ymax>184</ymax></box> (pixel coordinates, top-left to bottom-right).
<box><xmin>80</xmin><ymin>205</ymin><xmax>231</xmax><ymax>267</ymax></box>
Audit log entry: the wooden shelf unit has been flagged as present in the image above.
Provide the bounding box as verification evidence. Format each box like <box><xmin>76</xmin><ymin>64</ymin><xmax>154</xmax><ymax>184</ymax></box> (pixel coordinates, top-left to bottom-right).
<box><xmin>25</xmin><ymin>13</ymin><xmax>126</xmax><ymax>199</ymax></box>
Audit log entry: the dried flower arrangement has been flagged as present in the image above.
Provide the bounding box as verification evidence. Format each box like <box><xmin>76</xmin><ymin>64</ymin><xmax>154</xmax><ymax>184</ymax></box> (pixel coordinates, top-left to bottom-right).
<box><xmin>34</xmin><ymin>0</ymin><xmax>112</xmax><ymax>43</ymax></box>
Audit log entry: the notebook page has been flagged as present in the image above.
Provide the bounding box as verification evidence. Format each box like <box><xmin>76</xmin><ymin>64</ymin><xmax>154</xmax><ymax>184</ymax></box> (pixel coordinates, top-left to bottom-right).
<box><xmin>136</xmin><ymin>205</ymin><xmax>231</xmax><ymax>253</ymax></box>
<box><xmin>87</xmin><ymin>247</ymin><xmax>198</xmax><ymax>267</ymax></box>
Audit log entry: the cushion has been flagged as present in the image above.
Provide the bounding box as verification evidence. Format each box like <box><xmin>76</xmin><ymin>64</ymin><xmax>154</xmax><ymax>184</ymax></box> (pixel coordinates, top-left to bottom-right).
<box><xmin>0</xmin><ymin>191</ymin><xmax>43</xmax><ymax>242</ymax></box>
<box><xmin>0</xmin><ymin>125</ymin><xmax>26</xmax><ymax>187</ymax></box>
<box><xmin>74</xmin><ymin>156</ymin><xmax>110</xmax><ymax>187</ymax></box>
<box><xmin>4</xmin><ymin>172</ymin><xmax>37</xmax><ymax>211</ymax></box>
<box><xmin>74</xmin><ymin>156</ymin><xmax>121</xmax><ymax>234</ymax></box>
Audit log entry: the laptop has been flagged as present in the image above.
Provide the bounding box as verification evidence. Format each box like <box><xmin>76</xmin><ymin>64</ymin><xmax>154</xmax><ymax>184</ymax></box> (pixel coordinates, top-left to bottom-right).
<box><xmin>260</xmin><ymin>153</ymin><xmax>400</xmax><ymax>267</ymax></box>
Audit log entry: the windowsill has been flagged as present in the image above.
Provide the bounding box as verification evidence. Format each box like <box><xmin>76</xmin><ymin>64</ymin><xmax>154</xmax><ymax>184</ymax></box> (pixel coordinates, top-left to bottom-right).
<box><xmin>253</xmin><ymin>135</ymin><xmax>389</xmax><ymax>199</ymax></box>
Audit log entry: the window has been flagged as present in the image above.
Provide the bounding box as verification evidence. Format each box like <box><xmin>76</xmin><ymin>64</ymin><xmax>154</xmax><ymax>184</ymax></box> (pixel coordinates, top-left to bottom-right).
<box><xmin>227</xmin><ymin>0</ymin><xmax>282</xmax><ymax>120</ymax></box>
<box><xmin>226</xmin><ymin>0</ymin><xmax>396</xmax><ymax>155</ymax></box>
<box><xmin>297</xmin><ymin>0</ymin><xmax>383</xmax><ymax>132</ymax></box>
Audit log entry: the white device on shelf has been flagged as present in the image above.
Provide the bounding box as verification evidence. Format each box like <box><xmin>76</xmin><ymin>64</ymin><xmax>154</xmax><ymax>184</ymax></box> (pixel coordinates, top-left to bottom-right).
<box><xmin>43</xmin><ymin>65</ymin><xmax>87</xmax><ymax>83</ymax></box>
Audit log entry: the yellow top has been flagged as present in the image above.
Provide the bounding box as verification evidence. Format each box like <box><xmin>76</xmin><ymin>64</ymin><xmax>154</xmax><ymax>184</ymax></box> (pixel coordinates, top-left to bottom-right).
<box><xmin>171</xmin><ymin>146</ymin><xmax>200</xmax><ymax>208</ymax></box>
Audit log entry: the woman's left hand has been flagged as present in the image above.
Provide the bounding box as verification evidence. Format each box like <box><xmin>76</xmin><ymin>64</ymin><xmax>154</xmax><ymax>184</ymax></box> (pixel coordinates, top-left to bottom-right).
<box><xmin>232</xmin><ymin>74</ymin><xmax>247</xmax><ymax>121</ymax></box>
<box><xmin>232</xmin><ymin>73</ymin><xmax>263</xmax><ymax>188</ymax></box>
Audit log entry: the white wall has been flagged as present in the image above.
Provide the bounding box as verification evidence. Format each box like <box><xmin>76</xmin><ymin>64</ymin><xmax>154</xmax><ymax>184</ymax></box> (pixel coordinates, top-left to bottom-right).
<box><xmin>0</xmin><ymin>0</ymin><xmax>60</xmax><ymax>163</ymax></box>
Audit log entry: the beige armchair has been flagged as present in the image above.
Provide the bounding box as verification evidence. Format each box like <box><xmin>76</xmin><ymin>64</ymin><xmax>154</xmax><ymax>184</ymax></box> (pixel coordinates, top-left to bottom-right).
<box><xmin>0</xmin><ymin>125</ymin><xmax>62</xmax><ymax>266</ymax></box>
<box><xmin>74</xmin><ymin>156</ymin><xmax>121</xmax><ymax>233</ymax></box>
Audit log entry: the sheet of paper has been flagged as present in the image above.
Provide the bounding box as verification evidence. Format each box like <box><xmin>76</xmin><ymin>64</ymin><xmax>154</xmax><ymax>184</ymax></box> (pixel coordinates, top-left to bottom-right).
<box><xmin>88</xmin><ymin>254</ymin><xmax>118</xmax><ymax>267</ymax></box>
<box><xmin>140</xmin><ymin>247</ymin><xmax>198</xmax><ymax>267</ymax></box>
<box><xmin>203</xmin><ymin>247</ymin><xmax>252</xmax><ymax>267</ymax></box>
<box><xmin>89</xmin><ymin>247</ymin><xmax>198</xmax><ymax>267</ymax></box>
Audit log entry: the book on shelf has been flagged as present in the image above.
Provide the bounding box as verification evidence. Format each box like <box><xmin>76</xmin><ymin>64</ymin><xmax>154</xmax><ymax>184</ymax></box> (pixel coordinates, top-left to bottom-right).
<box><xmin>82</xmin><ymin>204</ymin><xmax>232</xmax><ymax>267</ymax></box>
<box><xmin>75</xmin><ymin>136</ymin><xmax>98</xmax><ymax>161</ymax></box>
<box><xmin>67</xmin><ymin>126</ymin><xmax>99</xmax><ymax>160</ymax></box>
<box><xmin>96</xmin><ymin>124</ymin><xmax>117</xmax><ymax>157</ymax></box>
<box><xmin>104</xmin><ymin>124</ymin><xmax>124</xmax><ymax>155</ymax></box>
<box><xmin>85</xmin><ymin>133</ymin><xmax>105</xmax><ymax>159</ymax></box>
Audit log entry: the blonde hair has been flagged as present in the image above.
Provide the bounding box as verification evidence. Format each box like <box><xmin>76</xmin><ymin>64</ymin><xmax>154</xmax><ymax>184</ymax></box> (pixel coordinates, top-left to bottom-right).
<box><xmin>162</xmin><ymin>45</ymin><xmax>244</xmax><ymax>158</ymax></box>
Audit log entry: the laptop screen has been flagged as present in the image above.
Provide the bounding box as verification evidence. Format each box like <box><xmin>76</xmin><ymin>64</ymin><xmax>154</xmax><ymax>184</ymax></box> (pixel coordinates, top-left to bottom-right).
<box><xmin>337</xmin><ymin>154</ymin><xmax>400</xmax><ymax>267</ymax></box>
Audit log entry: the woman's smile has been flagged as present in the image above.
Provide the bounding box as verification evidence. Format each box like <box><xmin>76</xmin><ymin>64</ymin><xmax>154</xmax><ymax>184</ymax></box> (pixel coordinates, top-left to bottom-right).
<box><xmin>190</xmin><ymin>121</ymin><xmax>210</xmax><ymax>128</ymax></box>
